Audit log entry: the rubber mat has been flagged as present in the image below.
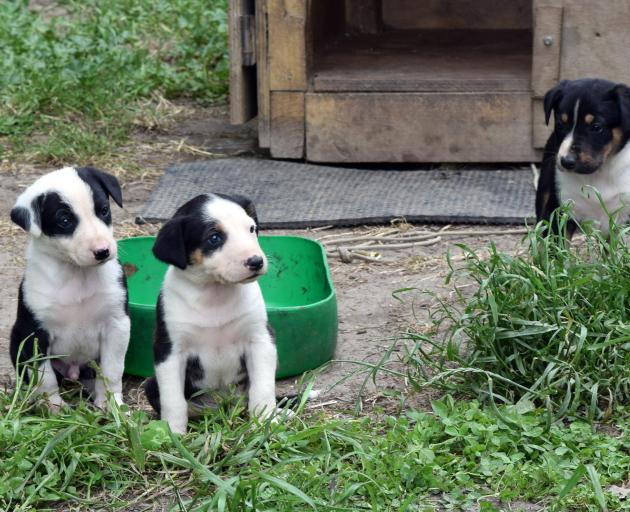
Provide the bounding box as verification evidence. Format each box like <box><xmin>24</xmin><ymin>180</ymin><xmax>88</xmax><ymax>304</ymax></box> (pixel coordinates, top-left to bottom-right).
<box><xmin>138</xmin><ymin>159</ymin><xmax>535</xmax><ymax>228</ymax></box>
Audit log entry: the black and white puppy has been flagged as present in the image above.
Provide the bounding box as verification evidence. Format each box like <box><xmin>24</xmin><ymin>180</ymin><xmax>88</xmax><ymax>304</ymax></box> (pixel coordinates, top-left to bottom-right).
<box><xmin>10</xmin><ymin>167</ymin><xmax>130</xmax><ymax>411</ymax></box>
<box><xmin>536</xmin><ymin>78</ymin><xmax>630</xmax><ymax>237</ymax></box>
<box><xmin>144</xmin><ymin>194</ymin><xmax>277</xmax><ymax>434</ymax></box>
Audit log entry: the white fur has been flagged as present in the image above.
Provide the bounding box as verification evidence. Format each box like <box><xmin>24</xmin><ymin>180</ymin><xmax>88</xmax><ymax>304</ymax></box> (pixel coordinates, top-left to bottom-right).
<box><xmin>13</xmin><ymin>167</ymin><xmax>129</xmax><ymax>408</ymax></box>
<box><xmin>557</xmin><ymin>100</ymin><xmax>580</xmax><ymax>164</ymax></box>
<box><xmin>556</xmin><ymin>142</ymin><xmax>630</xmax><ymax>234</ymax></box>
<box><xmin>154</xmin><ymin>196</ymin><xmax>276</xmax><ymax>434</ymax></box>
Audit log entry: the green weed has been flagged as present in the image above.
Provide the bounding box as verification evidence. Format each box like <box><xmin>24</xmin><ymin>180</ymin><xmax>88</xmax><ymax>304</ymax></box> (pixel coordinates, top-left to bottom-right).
<box><xmin>404</xmin><ymin>209</ymin><xmax>630</xmax><ymax>421</ymax></box>
<box><xmin>1</xmin><ymin>381</ymin><xmax>628</xmax><ymax>511</ymax></box>
<box><xmin>0</xmin><ymin>0</ymin><xmax>228</xmax><ymax>164</ymax></box>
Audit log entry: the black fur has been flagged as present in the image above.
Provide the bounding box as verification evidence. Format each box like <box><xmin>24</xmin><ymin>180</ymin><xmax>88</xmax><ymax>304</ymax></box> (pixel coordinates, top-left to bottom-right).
<box><xmin>536</xmin><ymin>78</ymin><xmax>630</xmax><ymax>235</ymax></box>
<box><xmin>32</xmin><ymin>192</ymin><xmax>78</xmax><ymax>238</ymax></box>
<box><xmin>153</xmin><ymin>293</ymin><xmax>172</xmax><ymax>365</ymax></box>
<box><xmin>10</xmin><ymin>282</ymin><xmax>51</xmax><ymax>382</ymax></box>
<box><xmin>143</xmin><ymin>357</ymin><xmax>204</xmax><ymax>415</ymax></box>
<box><xmin>10</xmin><ymin>206</ymin><xmax>30</xmax><ymax>232</ymax></box>
<box><xmin>152</xmin><ymin>194</ymin><xmax>233</xmax><ymax>270</ymax></box>
<box><xmin>77</xmin><ymin>167</ymin><xmax>123</xmax><ymax>210</ymax></box>
<box><xmin>118</xmin><ymin>266</ymin><xmax>129</xmax><ymax>316</ymax></box>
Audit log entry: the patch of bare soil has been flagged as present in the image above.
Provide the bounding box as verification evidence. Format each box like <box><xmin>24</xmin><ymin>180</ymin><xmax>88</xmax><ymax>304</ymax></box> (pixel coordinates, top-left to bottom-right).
<box><xmin>0</xmin><ymin>103</ymin><xmax>525</xmax><ymax>416</ymax></box>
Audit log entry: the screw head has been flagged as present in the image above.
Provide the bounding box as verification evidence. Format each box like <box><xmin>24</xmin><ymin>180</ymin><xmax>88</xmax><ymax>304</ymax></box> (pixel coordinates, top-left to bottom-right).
<box><xmin>543</xmin><ymin>35</ymin><xmax>554</xmax><ymax>46</ymax></box>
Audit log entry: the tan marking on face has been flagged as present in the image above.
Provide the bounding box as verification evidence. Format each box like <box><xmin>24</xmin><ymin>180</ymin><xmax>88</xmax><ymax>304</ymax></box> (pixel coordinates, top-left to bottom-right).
<box><xmin>602</xmin><ymin>127</ymin><xmax>623</xmax><ymax>161</ymax></box>
<box><xmin>579</xmin><ymin>151</ymin><xmax>598</xmax><ymax>167</ymax></box>
<box><xmin>561</xmin><ymin>113</ymin><xmax>568</xmax><ymax>123</ymax></box>
<box><xmin>584</xmin><ymin>114</ymin><xmax>594</xmax><ymax>124</ymax></box>
<box><xmin>190</xmin><ymin>249</ymin><xmax>204</xmax><ymax>265</ymax></box>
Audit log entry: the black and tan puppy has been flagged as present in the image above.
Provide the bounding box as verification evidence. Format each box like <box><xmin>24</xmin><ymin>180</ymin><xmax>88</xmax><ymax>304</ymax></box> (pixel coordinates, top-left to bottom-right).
<box><xmin>536</xmin><ymin>78</ymin><xmax>630</xmax><ymax>237</ymax></box>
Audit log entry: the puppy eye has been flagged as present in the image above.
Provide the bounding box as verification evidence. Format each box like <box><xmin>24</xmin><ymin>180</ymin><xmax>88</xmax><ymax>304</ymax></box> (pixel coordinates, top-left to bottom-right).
<box><xmin>100</xmin><ymin>204</ymin><xmax>110</xmax><ymax>217</ymax></box>
<box><xmin>250</xmin><ymin>225</ymin><xmax>256</xmax><ymax>234</ymax></box>
<box><xmin>206</xmin><ymin>233</ymin><xmax>223</xmax><ymax>248</ymax></box>
<box><xmin>590</xmin><ymin>122</ymin><xmax>603</xmax><ymax>133</ymax></box>
<box><xmin>56</xmin><ymin>211</ymin><xmax>73</xmax><ymax>228</ymax></box>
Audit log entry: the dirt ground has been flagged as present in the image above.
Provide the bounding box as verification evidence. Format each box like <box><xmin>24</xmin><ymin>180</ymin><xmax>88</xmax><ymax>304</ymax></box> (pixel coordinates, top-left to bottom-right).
<box><xmin>0</xmin><ymin>104</ymin><xmax>526</xmax><ymax>414</ymax></box>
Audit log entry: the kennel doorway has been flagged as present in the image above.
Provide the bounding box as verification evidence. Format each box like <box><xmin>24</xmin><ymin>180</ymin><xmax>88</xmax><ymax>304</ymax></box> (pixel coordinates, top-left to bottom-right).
<box><xmin>229</xmin><ymin>0</ymin><xmax>630</xmax><ymax>163</ymax></box>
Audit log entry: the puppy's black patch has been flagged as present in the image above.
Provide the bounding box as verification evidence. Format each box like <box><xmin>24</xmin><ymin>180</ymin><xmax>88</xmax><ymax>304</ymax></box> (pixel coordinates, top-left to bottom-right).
<box><xmin>10</xmin><ymin>281</ymin><xmax>51</xmax><ymax>383</ymax></box>
<box><xmin>77</xmin><ymin>167</ymin><xmax>123</xmax><ymax>211</ymax></box>
<box><xmin>10</xmin><ymin>206</ymin><xmax>31</xmax><ymax>232</ymax></box>
<box><xmin>143</xmin><ymin>377</ymin><xmax>161</xmax><ymax>414</ymax></box>
<box><xmin>33</xmin><ymin>192</ymin><xmax>78</xmax><ymax>238</ymax></box>
<box><xmin>118</xmin><ymin>265</ymin><xmax>129</xmax><ymax>316</ymax></box>
<box><xmin>153</xmin><ymin>293</ymin><xmax>172</xmax><ymax>365</ymax></box>
<box><xmin>77</xmin><ymin>167</ymin><xmax>121</xmax><ymax>226</ymax></box>
<box><xmin>184</xmin><ymin>356</ymin><xmax>204</xmax><ymax>399</ymax></box>
<box><xmin>236</xmin><ymin>354</ymin><xmax>249</xmax><ymax>389</ymax></box>
<box><xmin>152</xmin><ymin>195</ymin><xmax>227</xmax><ymax>269</ymax></box>
<box><xmin>143</xmin><ymin>357</ymin><xmax>205</xmax><ymax>415</ymax></box>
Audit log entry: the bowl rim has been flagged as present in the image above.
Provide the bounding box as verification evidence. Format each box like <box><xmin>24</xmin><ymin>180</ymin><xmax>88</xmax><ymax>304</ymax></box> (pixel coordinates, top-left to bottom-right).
<box><xmin>118</xmin><ymin>234</ymin><xmax>336</xmax><ymax>312</ymax></box>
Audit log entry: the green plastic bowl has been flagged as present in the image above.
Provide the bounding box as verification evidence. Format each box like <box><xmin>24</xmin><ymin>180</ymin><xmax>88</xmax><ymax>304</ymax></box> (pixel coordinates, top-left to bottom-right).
<box><xmin>118</xmin><ymin>235</ymin><xmax>337</xmax><ymax>379</ymax></box>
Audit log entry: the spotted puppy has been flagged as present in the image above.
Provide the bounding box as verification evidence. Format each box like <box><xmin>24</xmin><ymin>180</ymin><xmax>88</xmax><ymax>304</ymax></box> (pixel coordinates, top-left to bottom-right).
<box><xmin>144</xmin><ymin>193</ymin><xmax>277</xmax><ymax>434</ymax></box>
<box><xmin>10</xmin><ymin>167</ymin><xmax>130</xmax><ymax>410</ymax></box>
<box><xmin>536</xmin><ymin>78</ymin><xmax>630</xmax><ymax>237</ymax></box>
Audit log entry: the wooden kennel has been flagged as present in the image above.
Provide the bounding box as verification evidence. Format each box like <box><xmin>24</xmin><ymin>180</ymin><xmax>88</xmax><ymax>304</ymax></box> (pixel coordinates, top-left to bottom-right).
<box><xmin>229</xmin><ymin>0</ymin><xmax>630</xmax><ymax>163</ymax></box>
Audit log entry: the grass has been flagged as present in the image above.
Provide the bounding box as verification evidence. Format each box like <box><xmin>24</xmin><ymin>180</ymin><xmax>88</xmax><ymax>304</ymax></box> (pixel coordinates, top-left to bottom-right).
<box><xmin>2</xmin><ymin>378</ymin><xmax>629</xmax><ymax>511</ymax></box>
<box><xmin>0</xmin><ymin>0</ymin><xmax>228</xmax><ymax>165</ymax></box>
<box><xmin>403</xmin><ymin>209</ymin><xmax>630</xmax><ymax>422</ymax></box>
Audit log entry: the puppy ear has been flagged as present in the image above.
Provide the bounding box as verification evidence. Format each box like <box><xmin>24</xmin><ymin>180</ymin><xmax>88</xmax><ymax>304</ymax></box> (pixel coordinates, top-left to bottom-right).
<box><xmin>215</xmin><ymin>193</ymin><xmax>259</xmax><ymax>225</ymax></box>
<box><xmin>544</xmin><ymin>80</ymin><xmax>568</xmax><ymax>125</ymax></box>
<box><xmin>10</xmin><ymin>195</ymin><xmax>42</xmax><ymax>237</ymax></box>
<box><xmin>611</xmin><ymin>84</ymin><xmax>630</xmax><ymax>135</ymax></box>
<box><xmin>77</xmin><ymin>167</ymin><xmax>123</xmax><ymax>208</ymax></box>
<box><xmin>153</xmin><ymin>217</ymin><xmax>189</xmax><ymax>270</ymax></box>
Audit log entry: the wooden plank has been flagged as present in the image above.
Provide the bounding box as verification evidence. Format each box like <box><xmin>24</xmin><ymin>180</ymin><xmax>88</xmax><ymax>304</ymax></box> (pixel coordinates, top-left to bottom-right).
<box><xmin>306</xmin><ymin>93</ymin><xmax>539</xmax><ymax>163</ymax></box>
<box><xmin>256</xmin><ymin>0</ymin><xmax>270</xmax><ymax>147</ymax></box>
<box><xmin>345</xmin><ymin>0</ymin><xmax>381</xmax><ymax>34</ymax></box>
<box><xmin>229</xmin><ymin>0</ymin><xmax>257</xmax><ymax>124</ymax></box>
<box><xmin>559</xmin><ymin>0</ymin><xmax>630</xmax><ymax>83</ymax></box>
<box><xmin>313</xmin><ymin>30</ymin><xmax>531</xmax><ymax>93</ymax></box>
<box><xmin>532</xmin><ymin>98</ymin><xmax>552</xmax><ymax>149</ymax></box>
<box><xmin>271</xmin><ymin>92</ymin><xmax>305</xmax><ymax>158</ymax></box>
<box><xmin>382</xmin><ymin>0</ymin><xmax>532</xmax><ymax>30</ymax></box>
<box><xmin>268</xmin><ymin>0</ymin><xmax>307</xmax><ymax>91</ymax></box>
<box><xmin>531</xmin><ymin>6</ymin><xmax>563</xmax><ymax>97</ymax></box>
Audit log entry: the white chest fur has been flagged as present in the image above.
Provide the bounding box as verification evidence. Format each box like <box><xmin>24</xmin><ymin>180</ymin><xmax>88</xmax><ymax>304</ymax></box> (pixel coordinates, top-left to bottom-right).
<box><xmin>162</xmin><ymin>269</ymin><xmax>268</xmax><ymax>389</ymax></box>
<box><xmin>556</xmin><ymin>144</ymin><xmax>630</xmax><ymax>234</ymax></box>
<box><xmin>23</xmin><ymin>247</ymin><xmax>126</xmax><ymax>362</ymax></box>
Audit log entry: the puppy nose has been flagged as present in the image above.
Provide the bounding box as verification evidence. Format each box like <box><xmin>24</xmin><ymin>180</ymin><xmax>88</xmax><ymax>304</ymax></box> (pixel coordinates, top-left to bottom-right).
<box><xmin>560</xmin><ymin>155</ymin><xmax>577</xmax><ymax>170</ymax></box>
<box><xmin>93</xmin><ymin>248</ymin><xmax>110</xmax><ymax>261</ymax></box>
<box><xmin>246</xmin><ymin>255</ymin><xmax>264</xmax><ymax>271</ymax></box>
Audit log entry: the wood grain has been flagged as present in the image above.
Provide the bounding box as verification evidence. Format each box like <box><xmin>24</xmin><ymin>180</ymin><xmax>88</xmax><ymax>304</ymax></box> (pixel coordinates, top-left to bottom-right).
<box><xmin>382</xmin><ymin>0</ymin><xmax>532</xmax><ymax>30</ymax></box>
<box><xmin>268</xmin><ymin>0</ymin><xmax>307</xmax><ymax>91</ymax></box>
<box><xmin>271</xmin><ymin>91</ymin><xmax>305</xmax><ymax>158</ymax></box>
<box><xmin>532</xmin><ymin>6</ymin><xmax>563</xmax><ymax>97</ymax></box>
<box><xmin>256</xmin><ymin>0</ymin><xmax>270</xmax><ymax>147</ymax></box>
<box><xmin>313</xmin><ymin>30</ymin><xmax>532</xmax><ymax>93</ymax></box>
<box><xmin>345</xmin><ymin>0</ymin><xmax>381</xmax><ymax>34</ymax></box>
<box><xmin>306</xmin><ymin>92</ymin><xmax>539</xmax><ymax>162</ymax></box>
<box><xmin>559</xmin><ymin>0</ymin><xmax>630</xmax><ymax>83</ymax></box>
<box><xmin>229</xmin><ymin>0</ymin><xmax>257</xmax><ymax>124</ymax></box>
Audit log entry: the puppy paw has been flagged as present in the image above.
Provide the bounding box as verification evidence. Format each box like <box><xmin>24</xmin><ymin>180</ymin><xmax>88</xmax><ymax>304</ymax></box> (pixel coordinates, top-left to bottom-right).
<box><xmin>46</xmin><ymin>396</ymin><xmax>68</xmax><ymax>414</ymax></box>
<box><xmin>167</xmin><ymin>421</ymin><xmax>187</xmax><ymax>435</ymax></box>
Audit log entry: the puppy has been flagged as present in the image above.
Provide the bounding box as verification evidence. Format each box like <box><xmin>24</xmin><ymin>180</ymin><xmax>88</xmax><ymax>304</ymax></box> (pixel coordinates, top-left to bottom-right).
<box><xmin>10</xmin><ymin>167</ymin><xmax>130</xmax><ymax>410</ymax></box>
<box><xmin>144</xmin><ymin>193</ymin><xmax>277</xmax><ymax>434</ymax></box>
<box><xmin>536</xmin><ymin>78</ymin><xmax>630</xmax><ymax>237</ymax></box>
